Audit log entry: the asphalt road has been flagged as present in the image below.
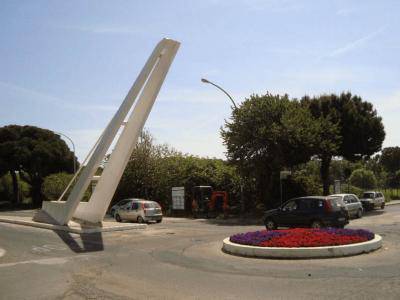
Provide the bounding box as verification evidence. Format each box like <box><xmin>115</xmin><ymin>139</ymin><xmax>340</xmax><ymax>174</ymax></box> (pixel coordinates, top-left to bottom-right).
<box><xmin>0</xmin><ymin>205</ymin><xmax>399</xmax><ymax>299</ymax></box>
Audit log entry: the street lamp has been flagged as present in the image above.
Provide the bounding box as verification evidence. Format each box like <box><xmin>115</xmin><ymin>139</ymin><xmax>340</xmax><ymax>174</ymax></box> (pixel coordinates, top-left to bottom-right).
<box><xmin>201</xmin><ymin>78</ymin><xmax>237</xmax><ymax>109</ymax></box>
<box><xmin>55</xmin><ymin>131</ymin><xmax>76</xmax><ymax>174</ymax></box>
<box><xmin>201</xmin><ymin>77</ymin><xmax>243</xmax><ymax>212</ymax></box>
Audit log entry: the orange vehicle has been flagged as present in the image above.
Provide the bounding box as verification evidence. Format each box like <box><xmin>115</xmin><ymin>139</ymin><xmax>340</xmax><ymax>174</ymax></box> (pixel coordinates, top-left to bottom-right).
<box><xmin>192</xmin><ymin>186</ymin><xmax>228</xmax><ymax>218</ymax></box>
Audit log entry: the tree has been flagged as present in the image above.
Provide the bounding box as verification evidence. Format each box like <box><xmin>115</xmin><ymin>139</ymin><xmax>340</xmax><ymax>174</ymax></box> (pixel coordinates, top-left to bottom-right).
<box><xmin>302</xmin><ymin>92</ymin><xmax>385</xmax><ymax>195</ymax></box>
<box><xmin>221</xmin><ymin>93</ymin><xmax>322</xmax><ymax>208</ymax></box>
<box><xmin>380</xmin><ymin>147</ymin><xmax>400</xmax><ymax>174</ymax></box>
<box><xmin>41</xmin><ymin>172</ymin><xmax>91</xmax><ymax>202</ymax></box>
<box><xmin>349</xmin><ymin>168</ymin><xmax>377</xmax><ymax>189</ymax></box>
<box><xmin>0</xmin><ymin>125</ymin><xmax>77</xmax><ymax>206</ymax></box>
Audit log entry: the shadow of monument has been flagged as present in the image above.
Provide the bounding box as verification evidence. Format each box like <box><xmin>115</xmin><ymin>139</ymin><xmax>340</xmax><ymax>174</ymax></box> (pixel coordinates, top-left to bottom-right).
<box><xmin>54</xmin><ymin>230</ymin><xmax>104</xmax><ymax>253</ymax></box>
<box><xmin>33</xmin><ymin>209</ymin><xmax>105</xmax><ymax>253</ymax></box>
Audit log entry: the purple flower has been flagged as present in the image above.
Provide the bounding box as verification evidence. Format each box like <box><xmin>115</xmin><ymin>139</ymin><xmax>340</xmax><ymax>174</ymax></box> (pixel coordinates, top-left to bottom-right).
<box><xmin>230</xmin><ymin>230</ymin><xmax>285</xmax><ymax>246</ymax></box>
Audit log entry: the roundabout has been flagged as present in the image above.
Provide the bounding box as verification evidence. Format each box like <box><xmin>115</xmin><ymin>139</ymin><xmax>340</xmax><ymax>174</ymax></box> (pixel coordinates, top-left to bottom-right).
<box><xmin>223</xmin><ymin>228</ymin><xmax>383</xmax><ymax>259</ymax></box>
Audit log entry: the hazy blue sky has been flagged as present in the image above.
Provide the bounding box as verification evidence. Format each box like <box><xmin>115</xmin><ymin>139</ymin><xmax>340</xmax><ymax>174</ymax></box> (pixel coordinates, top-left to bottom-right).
<box><xmin>1</xmin><ymin>0</ymin><xmax>399</xmax><ymax>161</ymax></box>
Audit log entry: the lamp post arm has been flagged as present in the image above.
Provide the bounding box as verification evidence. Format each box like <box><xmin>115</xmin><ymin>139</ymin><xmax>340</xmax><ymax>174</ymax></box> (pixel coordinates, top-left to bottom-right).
<box><xmin>55</xmin><ymin>132</ymin><xmax>76</xmax><ymax>174</ymax></box>
<box><xmin>203</xmin><ymin>80</ymin><xmax>237</xmax><ymax>109</ymax></box>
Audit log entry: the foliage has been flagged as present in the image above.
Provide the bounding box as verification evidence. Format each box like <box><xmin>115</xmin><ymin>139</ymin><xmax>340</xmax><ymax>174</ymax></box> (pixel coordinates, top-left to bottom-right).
<box><xmin>114</xmin><ymin>131</ymin><xmax>241</xmax><ymax>212</ymax></box>
<box><xmin>339</xmin><ymin>183</ymin><xmax>363</xmax><ymax>197</ymax></box>
<box><xmin>380</xmin><ymin>147</ymin><xmax>400</xmax><ymax>174</ymax></box>
<box><xmin>286</xmin><ymin>170</ymin><xmax>321</xmax><ymax>198</ymax></box>
<box><xmin>301</xmin><ymin>92</ymin><xmax>385</xmax><ymax>195</ymax></box>
<box><xmin>377</xmin><ymin>147</ymin><xmax>400</xmax><ymax>189</ymax></box>
<box><xmin>0</xmin><ymin>173</ymin><xmax>30</xmax><ymax>204</ymax></box>
<box><xmin>42</xmin><ymin>172</ymin><xmax>74</xmax><ymax>201</ymax></box>
<box><xmin>349</xmin><ymin>168</ymin><xmax>377</xmax><ymax>189</ymax></box>
<box><xmin>330</xmin><ymin>159</ymin><xmax>362</xmax><ymax>182</ymax></box>
<box><xmin>221</xmin><ymin>93</ymin><xmax>323</xmax><ymax>208</ymax></box>
<box><xmin>0</xmin><ymin>125</ymin><xmax>77</xmax><ymax>206</ymax></box>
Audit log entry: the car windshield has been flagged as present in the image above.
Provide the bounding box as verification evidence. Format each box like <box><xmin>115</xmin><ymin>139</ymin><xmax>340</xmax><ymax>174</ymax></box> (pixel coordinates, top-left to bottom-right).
<box><xmin>362</xmin><ymin>193</ymin><xmax>375</xmax><ymax>198</ymax></box>
<box><xmin>117</xmin><ymin>200</ymin><xmax>129</xmax><ymax>206</ymax></box>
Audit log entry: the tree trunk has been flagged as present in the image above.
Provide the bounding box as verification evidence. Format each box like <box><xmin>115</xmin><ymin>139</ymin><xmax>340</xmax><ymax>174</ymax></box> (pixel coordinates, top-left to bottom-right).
<box><xmin>260</xmin><ymin>172</ymin><xmax>273</xmax><ymax>210</ymax></box>
<box><xmin>10</xmin><ymin>170</ymin><xmax>19</xmax><ymax>205</ymax></box>
<box><xmin>30</xmin><ymin>175</ymin><xmax>43</xmax><ymax>207</ymax></box>
<box><xmin>320</xmin><ymin>156</ymin><xmax>332</xmax><ymax>196</ymax></box>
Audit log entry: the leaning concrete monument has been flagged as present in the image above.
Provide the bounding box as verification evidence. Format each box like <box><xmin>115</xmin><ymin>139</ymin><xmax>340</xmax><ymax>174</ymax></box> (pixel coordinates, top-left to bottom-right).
<box><xmin>38</xmin><ymin>38</ymin><xmax>180</xmax><ymax>226</ymax></box>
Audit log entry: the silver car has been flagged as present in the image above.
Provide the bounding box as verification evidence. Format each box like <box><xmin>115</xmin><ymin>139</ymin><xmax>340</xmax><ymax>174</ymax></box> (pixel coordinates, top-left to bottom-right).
<box><xmin>360</xmin><ymin>191</ymin><xmax>385</xmax><ymax>211</ymax></box>
<box><xmin>113</xmin><ymin>199</ymin><xmax>163</xmax><ymax>223</ymax></box>
<box><xmin>110</xmin><ymin>199</ymin><xmax>131</xmax><ymax>217</ymax></box>
<box><xmin>329</xmin><ymin>194</ymin><xmax>363</xmax><ymax>218</ymax></box>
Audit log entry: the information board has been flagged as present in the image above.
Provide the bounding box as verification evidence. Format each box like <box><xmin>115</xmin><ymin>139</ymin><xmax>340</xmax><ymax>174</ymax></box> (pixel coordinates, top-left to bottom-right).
<box><xmin>172</xmin><ymin>187</ymin><xmax>185</xmax><ymax>210</ymax></box>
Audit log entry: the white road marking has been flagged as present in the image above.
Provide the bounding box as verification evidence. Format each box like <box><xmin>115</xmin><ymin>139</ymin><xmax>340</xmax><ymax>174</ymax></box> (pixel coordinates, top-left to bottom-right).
<box><xmin>0</xmin><ymin>254</ymin><xmax>90</xmax><ymax>268</ymax></box>
<box><xmin>31</xmin><ymin>244</ymin><xmax>67</xmax><ymax>253</ymax></box>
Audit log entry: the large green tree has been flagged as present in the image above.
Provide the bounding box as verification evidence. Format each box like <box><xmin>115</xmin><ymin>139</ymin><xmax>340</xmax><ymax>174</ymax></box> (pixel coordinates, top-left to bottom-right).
<box><xmin>0</xmin><ymin>125</ymin><xmax>76</xmax><ymax>206</ymax></box>
<box><xmin>302</xmin><ymin>92</ymin><xmax>385</xmax><ymax>195</ymax></box>
<box><xmin>221</xmin><ymin>93</ymin><xmax>324</xmax><ymax>208</ymax></box>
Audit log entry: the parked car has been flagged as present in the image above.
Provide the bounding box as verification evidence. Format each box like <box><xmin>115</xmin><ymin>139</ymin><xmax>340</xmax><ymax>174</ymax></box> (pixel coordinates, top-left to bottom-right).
<box><xmin>113</xmin><ymin>199</ymin><xmax>163</xmax><ymax>223</ymax></box>
<box><xmin>109</xmin><ymin>199</ymin><xmax>132</xmax><ymax>217</ymax></box>
<box><xmin>359</xmin><ymin>191</ymin><xmax>385</xmax><ymax>211</ymax></box>
<box><xmin>329</xmin><ymin>194</ymin><xmax>363</xmax><ymax>218</ymax></box>
<box><xmin>263</xmin><ymin>196</ymin><xmax>349</xmax><ymax>230</ymax></box>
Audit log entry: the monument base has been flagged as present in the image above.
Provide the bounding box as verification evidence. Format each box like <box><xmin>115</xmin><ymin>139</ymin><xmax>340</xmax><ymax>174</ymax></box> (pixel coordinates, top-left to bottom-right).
<box><xmin>0</xmin><ymin>210</ymin><xmax>146</xmax><ymax>233</ymax></box>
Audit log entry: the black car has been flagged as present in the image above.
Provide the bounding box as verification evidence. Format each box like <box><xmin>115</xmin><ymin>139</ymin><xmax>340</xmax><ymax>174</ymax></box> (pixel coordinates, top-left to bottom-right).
<box><xmin>263</xmin><ymin>196</ymin><xmax>349</xmax><ymax>230</ymax></box>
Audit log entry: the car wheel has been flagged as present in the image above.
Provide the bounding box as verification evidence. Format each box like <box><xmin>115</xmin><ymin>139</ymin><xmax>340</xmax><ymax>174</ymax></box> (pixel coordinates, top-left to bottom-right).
<box><xmin>137</xmin><ymin>216</ymin><xmax>144</xmax><ymax>224</ymax></box>
<box><xmin>310</xmin><ymin>220</ymin><xmax>323</xmax><ymax>228</ymax></box>
<box><xmin>115</xmin><ymin>214</ymin><xmax>122</xmax><ymax>222</ymax></box>
<box><xmin>264</xmin><ymin>218</ymin><xmax>277</xmax><ymax>230</ymax></box>
<box><xmin>357</xmin><ymin>209</ymin><xmax>363</xmax><ymax>218</ymax></box>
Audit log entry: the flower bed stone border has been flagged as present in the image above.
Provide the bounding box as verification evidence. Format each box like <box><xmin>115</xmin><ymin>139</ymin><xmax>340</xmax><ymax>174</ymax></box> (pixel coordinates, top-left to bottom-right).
<box><xmin>222</xmin><ymin>234</ymin><xmax>382</xmax><ymax>258</ymax></box>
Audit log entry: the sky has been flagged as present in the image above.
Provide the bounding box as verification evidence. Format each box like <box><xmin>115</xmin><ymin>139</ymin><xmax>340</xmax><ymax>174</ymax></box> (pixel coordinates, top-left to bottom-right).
<box><xmin>1</xmin><ymin>0</ymin><xmax>399</xmax><ymax>162</ymax></box>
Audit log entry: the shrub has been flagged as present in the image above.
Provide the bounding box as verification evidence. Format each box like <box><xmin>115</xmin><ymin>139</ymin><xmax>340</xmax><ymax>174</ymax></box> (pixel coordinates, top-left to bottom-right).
<box><xmin>41</xmin><ymin>172</ymin><xmax>73</xmax><ymax>201</ymax></box>
<box><xmin>349</xmin><ymin>168</ymin><xmax>377</xmax><ymax>189</ymax></box>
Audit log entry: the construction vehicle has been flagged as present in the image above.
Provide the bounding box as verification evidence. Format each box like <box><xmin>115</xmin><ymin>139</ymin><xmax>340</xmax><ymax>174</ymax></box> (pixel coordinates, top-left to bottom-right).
<box><xmin>191</xmin><ymin>186</ymin><xmax>228</xmax><ymax>218</ymax></box>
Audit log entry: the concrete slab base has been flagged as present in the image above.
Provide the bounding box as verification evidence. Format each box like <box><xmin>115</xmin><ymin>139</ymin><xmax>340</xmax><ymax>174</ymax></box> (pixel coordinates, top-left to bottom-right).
<box><xmin>0</xmin><ymin>215</ymin><xmax>147</xmax><ymax>234</ymax></box>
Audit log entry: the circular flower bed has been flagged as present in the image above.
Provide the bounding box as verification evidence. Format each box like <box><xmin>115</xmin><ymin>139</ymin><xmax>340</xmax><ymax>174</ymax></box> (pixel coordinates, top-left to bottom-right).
<box><xmin>229</xmin><ymin>228</ymin><xmax>375</xmax><ymax>248</ymax></box>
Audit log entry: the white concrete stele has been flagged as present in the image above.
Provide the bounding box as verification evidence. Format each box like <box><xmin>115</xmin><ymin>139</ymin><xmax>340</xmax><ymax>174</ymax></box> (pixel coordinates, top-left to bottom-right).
<box><xmin>40</xmin><ymin>38</ymin><xmax>180</xmax><ymax>225</ymax></box>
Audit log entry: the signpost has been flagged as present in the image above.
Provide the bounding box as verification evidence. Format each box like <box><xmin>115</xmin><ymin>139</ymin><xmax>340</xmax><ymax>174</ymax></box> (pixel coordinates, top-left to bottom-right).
<box><xmin>334</xmin><ymin>180</ymin><xmax>341</xmax><ymax>194</ymax></box>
